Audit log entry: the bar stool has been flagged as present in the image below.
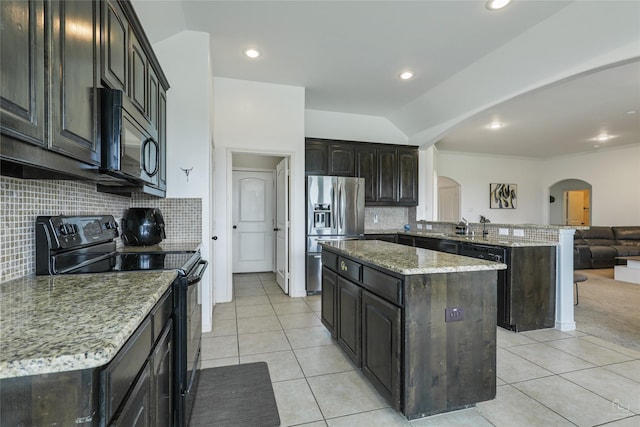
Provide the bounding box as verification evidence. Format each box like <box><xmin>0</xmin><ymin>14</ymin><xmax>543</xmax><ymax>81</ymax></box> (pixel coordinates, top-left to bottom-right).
<box><xmin>574</xmin><ymin>272</ymin><xmax>587</xmax><ymax>305</ymax></box>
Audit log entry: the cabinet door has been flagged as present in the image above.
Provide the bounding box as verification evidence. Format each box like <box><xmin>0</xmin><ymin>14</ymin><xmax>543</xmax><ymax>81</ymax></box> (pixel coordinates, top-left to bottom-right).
<box><xmin>321</xmin><ymin>267</ymin><xmax>337</xmax><ymax>337</ymax></box>
<box><xmin>414</xmin><ymin>237</ymin><xmax>439</xmax><ymax>250</ymax></box>
<box><xmin>362</xmin><ymin>290</ymin><xmax>401</xmax><ymax>409</ymax></box>
<box><xmin>305</xmin><ymin>140</ymin><xmax>328</xmax><ymax>175</ymax></box>
<box><xmin>49</xmin><ymin>0</ymin><xmax>100</xmax><ymax>165</ymax></box>
<box><xmin>151</xmin><ymin>321</ymin><xmax>173</xmax><ymax>427</ymax></box>
<box><xmin>129</xmin><ymin>32</ymin><xmax>148</xmax><ymax>116</ymax></box>
<box><xmin>328</xmin><ymin>143</ymin><xmax>355</xmax><ymax>176</ymax></box>
<box><xmin>398</xmin><ymin>148</ymin><xmax>418</xmax><ymax>205</ymax></box>
<box><xmin>337</xmin><ymin>276</ymin><xmax>361</xmax><ymax>365</ymax></box>
<box><xmin>101</xmin><ymin>0</ymin><xmax>128</xmax><ymax>92</ymax></box>
<box><xmin>377</xmin><ymin>148</ymin><xmax>397</xmax><ymax>204</ymax></box>
<box><xmin>356</xmin><ymin>146</ymin><xmax>377</xmax><ymax>203</ymax></box>
<box><xmin>0</xmin><ymin>0</ymin><xmax>46</xmax><ymax>146</ymax></box>
<box><xmin>110</xmin><ymin>363</ymin><xmax>151</xmax><ymax>427</ymax></box>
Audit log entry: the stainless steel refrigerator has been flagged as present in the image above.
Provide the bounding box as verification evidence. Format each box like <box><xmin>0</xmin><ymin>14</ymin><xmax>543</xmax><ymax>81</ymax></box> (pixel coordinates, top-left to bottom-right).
<box><xmin>306</xmin><ymin>175</ymin><xmax>365</xmax><ymax>294</ymax></box>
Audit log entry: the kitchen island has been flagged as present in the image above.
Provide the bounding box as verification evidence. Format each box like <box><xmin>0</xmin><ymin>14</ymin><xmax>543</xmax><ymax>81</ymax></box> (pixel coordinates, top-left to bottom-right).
<box><xmin>320</xmin><ymin>239</ymin><xmax>506</xmax><ymax>419</ymax></box>
<box><xmin>0</xmin><ymin>270</ymin><xmax>177</xmax><ymax>426</ymax></box>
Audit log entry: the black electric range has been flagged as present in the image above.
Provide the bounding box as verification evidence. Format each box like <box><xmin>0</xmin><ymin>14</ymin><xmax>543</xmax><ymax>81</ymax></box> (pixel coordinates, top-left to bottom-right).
<box><xmin>35</xmin><ymin>215</ymin><xmax>206</xmax><ymax>427</ymax></box>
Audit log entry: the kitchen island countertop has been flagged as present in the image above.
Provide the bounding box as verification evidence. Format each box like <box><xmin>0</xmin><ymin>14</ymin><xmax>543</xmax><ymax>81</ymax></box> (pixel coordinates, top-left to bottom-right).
<box><xmin>320</xmin><ymin>239</ymin><xmax>506</xmax><ymax>275</ymax></box>
<box><xmin>0</xmin><ymin>270</ymin><xmax>177</xmax><ymax>379</ymax></box>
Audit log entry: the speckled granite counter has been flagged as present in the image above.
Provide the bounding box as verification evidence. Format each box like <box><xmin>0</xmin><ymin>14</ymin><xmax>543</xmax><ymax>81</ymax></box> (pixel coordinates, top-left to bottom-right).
<box><xmin>320</xmin><ymin>239</ymin><xmax>506</xmax><ymax>275</ymax></box>
<box><xmin>0</xmin><ymin>270</ymin><xmax>177</xmax><ymax>379</ymax></box>
<box><xmin>118</xmin><ymin>241</ymin><xmax>201</xmax><ymax>253</ymax></box>
<box><xmin>366</xmin><ymin>229</ymin><xmax>556</xmax><ymax>247</ymax></box>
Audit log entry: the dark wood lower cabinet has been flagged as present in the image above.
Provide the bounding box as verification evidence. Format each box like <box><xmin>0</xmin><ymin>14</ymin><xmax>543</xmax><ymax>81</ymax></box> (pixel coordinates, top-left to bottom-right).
<box><xmin>320</xmin><ymin>267</ymin><xmax>337</xmax><ymax>337</ymax></box>
<box><xmin>337</xmin><ymin>276</ymin><xmax>361</xmax><ymax>365</ymax></box>
<box><xmin>111</xmin><ymin>363</ymin><xmax>151</xmax><ymax>426</ymax></box>
<box><xmin>361</xmin><ymin>290</ymin><xmax>401</xmax><ymax>408</ymax></box>
<box><xmin>321</xmin><ymin>246</ymin><xmax>497</xmax><ymax>419</ymax></box>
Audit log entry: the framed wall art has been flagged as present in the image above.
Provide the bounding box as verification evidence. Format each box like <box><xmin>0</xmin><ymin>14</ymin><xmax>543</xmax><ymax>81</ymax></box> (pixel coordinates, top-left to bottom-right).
<box><xmin>490</xmin><ymin>183</ymin><xmax>517</xmax><ymax>209</ymax></box>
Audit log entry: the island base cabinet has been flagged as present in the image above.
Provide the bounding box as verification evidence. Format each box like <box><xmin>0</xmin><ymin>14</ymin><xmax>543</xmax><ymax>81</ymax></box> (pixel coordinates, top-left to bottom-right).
<box><xmin>320</xmin><ymin>267</ymin><xmax>337</xmax><ymax>337</ymax></box>
<box><xmin>361</xmin><ymin>290</ymin><xmax>401</xmax><ymax>409</ymax></box>
<box><xmin>109</xmin><ymin>363</ymin><xmax>151</xmax><ymax>427</ymax></box>
<box><xmin>337</xmin><ymin>276</ymin><xmax>361</xmax><ymax>365</ymax></box>
<box><xmin>403</xmin><ymin>272</ymin><xmax>497</xmax><ymax>419</ymax></box>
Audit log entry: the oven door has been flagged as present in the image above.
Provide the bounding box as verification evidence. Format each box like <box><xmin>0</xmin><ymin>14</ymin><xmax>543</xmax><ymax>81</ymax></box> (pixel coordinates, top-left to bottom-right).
<box><xmin>176</xmin><ymin>259</ymin><xmax>208</xmax><ymax>427</ymax></box>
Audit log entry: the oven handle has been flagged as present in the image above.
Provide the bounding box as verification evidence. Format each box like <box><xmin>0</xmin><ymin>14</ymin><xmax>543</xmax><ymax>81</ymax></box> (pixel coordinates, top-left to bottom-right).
<box><xmin>187</xmin><ymin>260</ymin><xmax>208</xmax><ymax>285</ymax></box>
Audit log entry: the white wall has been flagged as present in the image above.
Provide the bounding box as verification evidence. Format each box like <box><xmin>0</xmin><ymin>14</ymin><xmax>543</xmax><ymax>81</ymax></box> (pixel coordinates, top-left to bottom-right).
<box><xmin>437</xmin><ymin>152</ymin><xmax>546</xmax><ymax>224</ymax></box>
<box><xmin>437</xmin><ymin>144</ymin><xmax>640</xmax><ymax>226</ymax></box>
<box><xmin>153</xmin><ymin>31</ymin><xmax>214</xmax><ymax>331</ymax></box>
<box><xmin>542</xmin><ymin>145</ymin><xmax>640</xmax><ymax>226</ymax></box>
<box><xmin>213</xmin><ymin>78</ymin><xmax>306</xmax><ymax>300</ymax></box>
<box><xmin>305</xmin><ymin>109</ymin><xmax>408</xmax><ymax>144</ymax></box>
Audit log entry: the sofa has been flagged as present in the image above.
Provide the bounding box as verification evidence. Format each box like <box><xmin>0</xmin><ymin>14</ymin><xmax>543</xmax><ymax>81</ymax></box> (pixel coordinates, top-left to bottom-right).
<box><xmin>574</xmin><ymin>226</ymin><xmax>640</xmax><ymax>269</ymax></box>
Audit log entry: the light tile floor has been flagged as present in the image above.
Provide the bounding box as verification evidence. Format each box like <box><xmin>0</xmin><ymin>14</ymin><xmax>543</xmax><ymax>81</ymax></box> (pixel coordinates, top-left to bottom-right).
<box><xmin>201</xmin><ymin>273</ymin><xmax>640</xmax><ymax>426</ymax></box>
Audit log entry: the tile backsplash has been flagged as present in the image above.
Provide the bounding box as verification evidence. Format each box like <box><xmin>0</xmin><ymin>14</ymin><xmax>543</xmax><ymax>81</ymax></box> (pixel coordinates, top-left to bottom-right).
<box><xmin>0</xmin><ymin>176</ymin><xmax>202</xmax><ymax>283</ymax></box>
<box><xmin>364</xmin><ymin>206</ymin><xmax>416</xmax><ymax>231</ymax></box>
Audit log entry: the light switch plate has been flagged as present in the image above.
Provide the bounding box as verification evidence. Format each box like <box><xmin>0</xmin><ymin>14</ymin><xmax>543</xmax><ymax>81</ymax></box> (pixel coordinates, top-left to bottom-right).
<box><xmin>426</xmin><ymin>224</ymin><xmax>432</xmax><ymax>230</ymax></box>
<box><xmin>513</xmin><ymin>229</ymin><xmax>525</xmax><ymax>237</ymax></box>
<box><xmin>499</xmin><ymin>228</ymin><xmax>509</xmax><ymax>236</ymax></box>
<box><xmin>417</xmin><ymin>223</ymin><xmax>423</xmax><ymax>229</ymax></box>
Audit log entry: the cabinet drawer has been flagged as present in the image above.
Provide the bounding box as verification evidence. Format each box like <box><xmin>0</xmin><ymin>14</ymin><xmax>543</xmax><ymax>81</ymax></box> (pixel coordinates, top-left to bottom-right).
<box><xmin>322</xmin><ymin>251</ymin><xmax>338</xmax><ymax>272</ymax></box>
<box><xmin>363</xmin><ymin>267</ymin><xmax>402</xmax><ymax>306</ymax></box>
<box><xmin>338</xmin><ymin>256</ymin><xmax>362</xmax><ymax>283</ymax></box>
<box><xmin>102</xmin><ymin>317</ymin><xmax>152</xmax><ymax>421</ymax></box>
<box><xmin>152</xmin><ymin>288</ymin><xmax>172</xmax><ymax>344</ymax></box>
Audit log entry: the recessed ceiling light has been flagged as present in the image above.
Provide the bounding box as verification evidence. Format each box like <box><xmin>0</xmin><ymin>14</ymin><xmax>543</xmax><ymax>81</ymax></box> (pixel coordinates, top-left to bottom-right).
<box><xmin>486</xmin><ymin>0</ymin><xmax>511</xmax><ymax>10</ymax></box>
<box><xmin>626</xmin><ymin>110</ymin><xmax>637</xmax><ymax>115</ymax></box>
<box><xmin>487</xmin><ymin>121</ymin><xmax>505</xmax><ymax>129</ymax></box>
<box><xmin>398</xmin><ymin>71</ymin><xmax>415</xmax><ymax>80</ymax></box>
<box><xmin>593</xmin><ymin>134</ymin><xmax>613</xmax><ymax>142</ymax></box>
<box><xmin>243</xmin><ymin>48</ymin><xmax>261</xmax><ymax>59</ymax></box>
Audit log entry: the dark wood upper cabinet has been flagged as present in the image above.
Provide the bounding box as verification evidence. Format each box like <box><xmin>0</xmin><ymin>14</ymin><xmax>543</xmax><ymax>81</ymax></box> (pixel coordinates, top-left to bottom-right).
<box><xmin>356</xmin><ymin>146</ymin><xmax>377</xmax><ymax>203</ymax></box>
<box><xmin>305</xmin><ymin>139</ymin><xmax>329</xmax><ymax>175</ymax></box>
<box><xmin>129</xmin><ymin>32</ymin><xmax>148</xmax><ymax>116</ymax></box>
<box><xmin>49</xmin><ymin>0</ymin><xmax>100</xmax><ymax>166</ymax></box>
<box><xmin>0</xmin><ymin>0</ymin><xmax>46</xmax><ymax>147</ymax></box>
<box><xmin>376</xmin><ymin>147</ymin><xmax>398</xmax><ymax>204</ymax></box>
<box><xmin>398</xmin><ymin>147</ymin><xmax>418</xmax><ymax>205</ymax></box>
<box><xmin>328</xmin><ymin>143</ymin><xmax>355</xmax><ymax>176</ymax></box>
<box><xmin>101</xmin><ymin>0</ymin><xmax>128</xmax><ymax>93</ymax></box>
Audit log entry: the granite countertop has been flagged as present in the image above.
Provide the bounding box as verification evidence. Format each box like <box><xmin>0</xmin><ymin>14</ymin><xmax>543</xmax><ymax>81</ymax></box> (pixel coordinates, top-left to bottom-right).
<box><xmin>118</xmin><ymin>241</ymin><xmax>201</xmax><ymax>253</ymax></box>
<box><xmin>366</xmin><ymin>229</ymin><xmax>556</xmax><ymax>247</ymax></box>
<box><xmin>320</xmin><ymin>240</ymin><xmax>506</xmax><ymax>275</ymax></box>
<box><xmin>0</xmin><ymin>270</ymin><xmax>178</xmax><ymax>379</ymax></box>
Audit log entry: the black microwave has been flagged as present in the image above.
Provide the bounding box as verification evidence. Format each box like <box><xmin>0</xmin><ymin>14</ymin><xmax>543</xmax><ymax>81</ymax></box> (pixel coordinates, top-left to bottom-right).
<box><xmin>100</xmin><ymin>88</ymin><xmax>159</xmax><ymax>187</ymax></box>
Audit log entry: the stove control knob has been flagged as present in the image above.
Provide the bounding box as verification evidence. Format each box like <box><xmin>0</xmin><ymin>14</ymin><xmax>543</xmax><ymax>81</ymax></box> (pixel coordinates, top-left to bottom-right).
<box><xmin>59</xmin><ymin>224</ymin><xmax>69</xmax><ymax>235</ymax></box>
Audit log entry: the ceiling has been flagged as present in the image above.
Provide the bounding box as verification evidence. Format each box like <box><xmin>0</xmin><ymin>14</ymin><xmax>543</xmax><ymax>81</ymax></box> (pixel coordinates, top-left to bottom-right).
<box><xmin>131</xmin><ymin>0</ymin><xmax>640</xmax><ymax>159</ymax></box>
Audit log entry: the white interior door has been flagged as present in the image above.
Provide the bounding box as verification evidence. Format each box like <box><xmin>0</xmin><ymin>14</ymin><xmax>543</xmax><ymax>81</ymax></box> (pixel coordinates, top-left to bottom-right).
<box><xmin>275</xmin><ymin>158</ymin><xmax>289</xmax><ymax>293</ymax></box>
<box><xmin>565</xmin><ymin>190</ymin><xmax>585</xmax><ymax>225</ymax></box>
<box><xmin>232</xmin><ymin>171</ymin><xmax>274</xmax><ymax>273</ymax></box>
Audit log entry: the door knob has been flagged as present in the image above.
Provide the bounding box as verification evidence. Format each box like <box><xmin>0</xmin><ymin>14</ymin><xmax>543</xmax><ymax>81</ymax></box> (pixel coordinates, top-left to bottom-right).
<box><xmin>212</xmin><ymin>236</ymin><xmax>218</xmax><ymax>240</ymax></box>
<box><xmin>274</xmin><ymin>228</ymin><xmax>281</xmax><ymax>231</ymax></box>
<box><xmin>233</xmin><ymin>225</ymin><xmax>237</xmax><ymax>229</ymax></box>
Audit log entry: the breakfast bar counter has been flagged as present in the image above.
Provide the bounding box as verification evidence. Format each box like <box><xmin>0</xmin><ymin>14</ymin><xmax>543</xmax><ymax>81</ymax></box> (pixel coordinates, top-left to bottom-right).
<box><xmin>319</xmin><ymin>240</ymin><xmax>506</xmax><ymax>419</ymax></box>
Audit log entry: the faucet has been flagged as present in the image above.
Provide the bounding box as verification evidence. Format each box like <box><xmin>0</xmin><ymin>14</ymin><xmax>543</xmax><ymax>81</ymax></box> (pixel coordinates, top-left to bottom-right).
<box><xmin>480</xmin><ymin>215</ymin><xmax>490</xmax><ymax>238</ymax></box>
<box><xmin>461</xmin><ymin>217</ymin><xmax>469</xmax><ymax>235</ymax></box>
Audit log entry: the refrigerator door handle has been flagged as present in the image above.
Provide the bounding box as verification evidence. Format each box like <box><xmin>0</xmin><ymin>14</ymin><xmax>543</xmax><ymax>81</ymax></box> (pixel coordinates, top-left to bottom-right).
<box><xmin>337</xmin><ymin>182</ymin><xmax>342</xmax><ymax>231</ymax></box>
<box><xmin>331</xmin><ymin>182</ymin><xmax>336</xmax><ymax>232</ymax></box>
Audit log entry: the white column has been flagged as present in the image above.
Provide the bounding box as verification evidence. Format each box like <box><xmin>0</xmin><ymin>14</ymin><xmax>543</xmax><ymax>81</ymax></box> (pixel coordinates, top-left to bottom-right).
<box><xmin>555</xmin><ymin>228</ymin><xmax>576</xmax><ymax>331</ymax></box>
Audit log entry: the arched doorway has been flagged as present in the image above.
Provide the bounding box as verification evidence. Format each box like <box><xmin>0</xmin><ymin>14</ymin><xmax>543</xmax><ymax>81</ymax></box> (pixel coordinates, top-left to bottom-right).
<box><xmin>438</xmin><ymin>176</ymin><xmax>461</xmax><ymax>222</ymax></box>
<box><xmin>549</xmin><ymin>179</ymin><xmax>592</xmax><ymax>226</ymax></box>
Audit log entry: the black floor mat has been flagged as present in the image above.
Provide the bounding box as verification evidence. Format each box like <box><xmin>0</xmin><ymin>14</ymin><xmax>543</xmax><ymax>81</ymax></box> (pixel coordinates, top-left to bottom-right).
<box><xmin>189</xmin><ymin>362</ymin><xmax>280</xmax><ymax>427</ymax></box>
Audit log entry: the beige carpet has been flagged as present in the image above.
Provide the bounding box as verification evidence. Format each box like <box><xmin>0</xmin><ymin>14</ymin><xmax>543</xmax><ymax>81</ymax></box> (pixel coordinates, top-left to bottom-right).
<box><xmin>574</xmin><ymin>268</ymin><xmax>640</xmax><ymax>352</ymax></box>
